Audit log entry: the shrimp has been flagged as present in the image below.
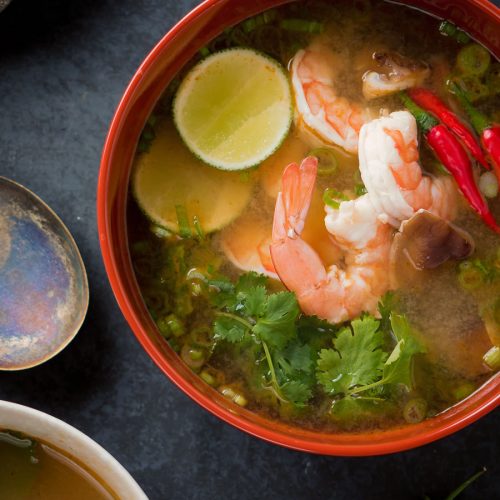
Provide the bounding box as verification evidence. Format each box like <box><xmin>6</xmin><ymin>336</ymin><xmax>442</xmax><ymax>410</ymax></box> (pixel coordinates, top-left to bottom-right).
<box><xmin>291</xmin><ymin>45</ymin><xmax>368</xmax><ymax>154</ymax></box>
<box><xmin>271</xmin><ymin>112</ymin><xmax>457</xmax><ymax>324</ymax></box>
<box><xmin>270</xmin><ymin>157</ymin><xmax>393</xmax><ymax>323</ymax></box>
<box><xmin>358</xmin><ymin>110</ymin><xmax>457</xmax><ymax>227</ymax></box>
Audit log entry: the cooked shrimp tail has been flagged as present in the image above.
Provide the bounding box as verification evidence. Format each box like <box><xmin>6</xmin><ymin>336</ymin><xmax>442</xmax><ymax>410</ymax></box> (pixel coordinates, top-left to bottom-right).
<box><xmin>271</xmin><ymin>156</ymin><xmax>392</xmax><ymax>324</ymax></box>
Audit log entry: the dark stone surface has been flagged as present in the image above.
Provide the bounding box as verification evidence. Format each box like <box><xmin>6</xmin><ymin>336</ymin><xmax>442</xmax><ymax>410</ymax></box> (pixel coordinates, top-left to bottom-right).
<box><xmin>0</xmin><ymin>1</ymin><xmax>498</xmax><ymax>499</ymax></box>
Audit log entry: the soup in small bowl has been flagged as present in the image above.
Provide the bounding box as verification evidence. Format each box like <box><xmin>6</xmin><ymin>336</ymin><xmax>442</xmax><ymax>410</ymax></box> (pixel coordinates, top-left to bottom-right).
<box><xmin>98</xmin><ymin>0</ymin><xmax>500</xmax><ymax>455</ymax></box>
<box><xmin>0</xmin><ymin>401</ymin><xmax>146</xmax><ymax>499</ymax></box>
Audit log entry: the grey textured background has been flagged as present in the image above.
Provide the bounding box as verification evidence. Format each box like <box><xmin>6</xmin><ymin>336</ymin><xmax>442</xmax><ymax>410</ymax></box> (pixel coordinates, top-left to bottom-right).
<box><xmin>0</xmin><ymin>1</ymin><xmax>498</xmax><ymax>499</ymax></box>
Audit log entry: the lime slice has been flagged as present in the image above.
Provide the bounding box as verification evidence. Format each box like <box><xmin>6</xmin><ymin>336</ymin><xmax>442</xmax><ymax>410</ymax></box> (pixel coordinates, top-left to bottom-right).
<box><xmin>132</xmin><ymin>121</ymin><xmax>254</xmax><ymax>234</ymax></box>
<box><xmin>173</xmin><ymin>48</ymin><xmax>292</xmax><ymax>171</ymax></box>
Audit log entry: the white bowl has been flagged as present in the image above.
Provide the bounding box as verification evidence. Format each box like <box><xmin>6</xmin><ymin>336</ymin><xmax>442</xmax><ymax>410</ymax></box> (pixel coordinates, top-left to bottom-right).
<box><xmin>0</xmin><ymin>400</ymin><xmax>147</xmax><ymax>499</ymax></box>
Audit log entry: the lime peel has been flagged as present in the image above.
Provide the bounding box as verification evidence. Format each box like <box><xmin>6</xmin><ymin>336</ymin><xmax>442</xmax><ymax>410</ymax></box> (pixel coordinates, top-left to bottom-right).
<box><xmin>173</xmin><ymin>48</ymin><xmax>292</xmax><ymax>171</ymax></box>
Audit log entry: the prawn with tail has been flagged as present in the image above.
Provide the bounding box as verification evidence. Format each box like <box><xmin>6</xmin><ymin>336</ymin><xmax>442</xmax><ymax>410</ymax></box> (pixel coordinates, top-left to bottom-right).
<box><xmin>271</xmin><ymin>111</ymin><xmax>457</xmax><ymax>324</ymax></box>
<box><xmin>270</xmin><ymin>157</ymin><xmax>393</xmax><ymax>323</ymax></box>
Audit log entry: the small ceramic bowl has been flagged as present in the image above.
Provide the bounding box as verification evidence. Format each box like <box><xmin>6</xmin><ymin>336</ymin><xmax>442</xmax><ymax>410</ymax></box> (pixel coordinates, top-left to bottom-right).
<box><xmin>0</xmin><ymin>401</ymin><xmax>147</xmax><ymax>499</ymax></box>
<box><xmin>98</xmin><ymin>0</ymin><xmax>500</xmax><ymax>455</ymax></box>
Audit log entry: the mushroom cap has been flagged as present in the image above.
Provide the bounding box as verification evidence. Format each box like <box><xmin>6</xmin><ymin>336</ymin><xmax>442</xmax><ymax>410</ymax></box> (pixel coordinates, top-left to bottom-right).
<box><xmin>390</xmin><ymin>210</ymin><xmax>475</xmax><ymax>288</ymax></box>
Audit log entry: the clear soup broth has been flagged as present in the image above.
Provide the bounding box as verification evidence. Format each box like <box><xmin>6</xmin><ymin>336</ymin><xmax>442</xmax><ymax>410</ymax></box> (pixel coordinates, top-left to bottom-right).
<box><xmin>0</xmin><ymin>430</ymin><xmax>116</xmax><ymax>499</ymax></box>
<box><xmin>128</xmin><ymin>0</ymin><xmax>499</xmax><ymax>432</ymax></box>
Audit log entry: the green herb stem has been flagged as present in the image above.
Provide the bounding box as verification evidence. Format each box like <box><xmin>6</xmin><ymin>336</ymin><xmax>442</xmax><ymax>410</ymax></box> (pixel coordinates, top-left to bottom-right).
<box><xmin>214</xmin><ymin>311</ymin><xmax>254</xmax><ymax>330</ymax></box>
<box><xmin>175</xmin><ymin>204</ymin><xmax>192</xmax><ymax>238</ymax></box>
<box><xmin>262</xmin><ymin>341</ymin><xmax>285</xmax><ymax>401</ymax></box>
<box><xmin>445</xmin><ymin>468</ymin><xmax>486</xmax><ymax>500</ymax></box>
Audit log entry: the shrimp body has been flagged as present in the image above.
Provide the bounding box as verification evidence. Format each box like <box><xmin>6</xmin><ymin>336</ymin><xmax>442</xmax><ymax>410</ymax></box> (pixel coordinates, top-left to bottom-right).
<box><xmin>270</xmin><ymin>157</ymin><xmax>392</xmax><ymax>323</ymax></box>
<box><xmin>271</xmin><ymin>112</ymin><xmax>457</xmax><ymax>324</ymax></box>
<box><xmin>358</xmin><ymin>111</ymin><xmax>456</xmax><ymax>227</ymax></box>
<box><xmin>291</xmin><ymin>46</ymin><xmax>366</xmax><ymax>154</ymax></box>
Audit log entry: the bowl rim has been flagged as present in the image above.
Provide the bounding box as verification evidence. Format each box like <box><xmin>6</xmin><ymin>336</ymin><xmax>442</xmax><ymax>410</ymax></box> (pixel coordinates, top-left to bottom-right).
<box><xmin>0</xmin><ymin>400</ymin><xmax>147</xmax><ymax>498</ymax></box>
<box><xmin>98</xmin><ymin>0</ymin><xmax>500</xmax><ymax>456</ymax></box>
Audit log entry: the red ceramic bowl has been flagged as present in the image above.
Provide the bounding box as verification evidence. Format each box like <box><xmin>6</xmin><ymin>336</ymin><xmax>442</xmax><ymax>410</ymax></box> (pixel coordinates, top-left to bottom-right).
<box><xmin>98</xmin><ymin>0</ymin><xmax>500</xmax><ymax>456</ymax></box>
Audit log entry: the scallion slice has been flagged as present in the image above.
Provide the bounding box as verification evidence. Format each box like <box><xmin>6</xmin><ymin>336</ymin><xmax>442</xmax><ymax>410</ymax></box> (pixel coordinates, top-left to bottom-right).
<box><xmin>175</xmin><ymin>204</ymin><xmax>192</xmax><ymax>238</ymax></box>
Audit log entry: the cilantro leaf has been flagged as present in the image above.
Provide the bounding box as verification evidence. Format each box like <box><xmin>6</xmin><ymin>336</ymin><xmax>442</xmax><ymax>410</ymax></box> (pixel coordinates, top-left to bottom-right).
<box><xmin>280</xmin><ymin>341</ymin><xmax>313</xmax><ymax>374</ymax></box>
<box><xmin>236</xmin><ymin>271</ymin><xmax>268</xmax><ymax>294</ymax></box>
<box><xmin>280</xmin><ymin>380</ymin><xmax>312</xmax><ymax>406</ymax></box>
<box><xmin>296</xmin><ymin>314</ymin><xmax>338</xmax><ymax>350</ymax></box>
<box><xmin>240</xmin><ymin>285</ymin><xmax>267</xmax><ymax>317</ymax></box>
<box><xmin>213</xmin><ymin>315</ymin><xmax>249</xmax><ymax>343</ymax></box>
<box><xmin>208</xmin><ymin>277</ymin><xmax>237</xmax><ymax>310</ymax></box>
<box><xmin>381</xmin><ymin>314</ymin><xmax>426</xmax><ymax>389</ymax></box>
<box><xmin>253</xmin><ymin>291</ymin><xmax>300</xmax><ymax>349</ymax></box>
<box><xmin>316</xmin><ymin>316</ymin><xmax>387</xmax><ymax>395</ymax></box>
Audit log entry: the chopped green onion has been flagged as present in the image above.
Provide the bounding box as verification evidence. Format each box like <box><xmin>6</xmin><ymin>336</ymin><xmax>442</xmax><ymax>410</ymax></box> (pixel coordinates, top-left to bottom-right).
<box><xmin>403</xmin><ymin>398</ymin><xmax>428</xmax><ymax>424</ymax></box>
<box><xmin>447</xmin><ymin>74</ymin><xmax>490</xmax><ymax>103</ymax></box>
<box><xmin>323</xmin><ymin>188</ymin><xmax>349</xmax><ymax>209</ymax></box>
<box><xmin>457</xmin><ymin>261</ymin><xmax>484</xmax><ymax>290</ymax></box>
<box><xmin>175</xmin><ymin>204</ymin><xmax>192</xmax><ymax>238</ymax></box>
<box><xmin>279</xmin><ymin>19</ymin><xmax>324</xmax><ymax>34</ymax></box>
<box><xmin>479</xmin><ymin>171</ymin><xmax>499</xmax><ymax>199</ymax></box>
<box><xmin>241</xmin><ymin>9</ymin><xmax>277</xmax><ymax>33</ymax></box>
<box><xmin>193</xmin><ymin>215</ymin><xmax>205</xmax><ymax>240</ymax></box>
<box><xmin>456</xmin><ymin>43</ymin><xmax>491</xmax><ymax>76</ymax></box>
<box><xmin>308</xmin><ymin>147</ymin><xmax>338</xmax><ymax>176</ymax></box>
<box><xmin>150</xmin><ymin>224</ymin><xmax>172</xmax><ymax>239</ymax></box>
<box><xmin>198</xmin><ymin>46</ymin><xmax>210</xmax><ymax>57</ymax></box>
<box><xmin>354</xmin><ymin>183</ymin><xmax>367</xmax><ymax>196</ymax></box>
<box><xmin>483</xmin><ymin>346</ymin><xmax>500</xmax><ymax>370</ymax></box>
<box><xmin>166</xmin><ymin>314</ymin><xmax>185</xmax><ymax>337</ymax></box>
<box><xmin>191</xmin><ymin>326</ymin><xmax>213</xmax><ymax>347</ymax></box>
<box><xmin>188</xmin><ymin>348</ymin><xmax>204</xmax><ymax>361</ymax></box>
<box><xmin>157</xmin><ymin>313</ymin><xmax>185</xmax><ymax>338</ymax></box>
<box><xmin>200</xmin><ymin>370</ymin><xmax>216</xmax><ymax>386</ymax></box>
<box><xmin>219</xmin><ymin>385</ymin><xmax>248</xmax><ymax>407</ymax></box>
<box><xmin>156</xmin><ymin>317</ymin><xmax>172</xmax><ymax>338</ymax></box>
<box><xmin>452</xmin><ymin>382</ymin><xmax>476</xmax><ymax>401</ymax></box>
<box><xmin>181</xmin><ymin>344</ymin><xmax>206</xmax><ymax>369</ymax></box>
<box><xmin>439</xmin><ymin>20</ymin><xmax>470</xmax><ymax>44</ymax></box>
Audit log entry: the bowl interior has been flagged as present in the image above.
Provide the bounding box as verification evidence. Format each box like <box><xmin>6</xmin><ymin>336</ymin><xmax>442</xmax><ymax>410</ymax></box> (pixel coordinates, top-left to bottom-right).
<box><xmin>0</xmin><ymin>401</ymin><xmax>146</xmax><ymax>498</ymax></box>
<box><xmin>98</xmin><ymin>0</ymin><xmax>500</xmax><ymax>455</ymax></box>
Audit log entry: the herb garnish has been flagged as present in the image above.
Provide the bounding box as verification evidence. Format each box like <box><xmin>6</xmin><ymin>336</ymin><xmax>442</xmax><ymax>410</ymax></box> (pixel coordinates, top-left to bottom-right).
<box><xmin>317</xmin><ymin>314</ymin><xmax>425</xmax><ymax>409</ymax></box>
<box><xmin>207</xmin><ymin>272</ymin><xmax>425</xmax><ymax>412</ymax></box>
<box><xmin>208</xmin><ymin>272</ymin><xmax>316</xmax><ymax>406</ymax></box>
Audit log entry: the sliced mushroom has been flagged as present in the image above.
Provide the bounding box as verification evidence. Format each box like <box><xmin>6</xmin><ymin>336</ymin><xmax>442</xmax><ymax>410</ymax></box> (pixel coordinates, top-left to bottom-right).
<box><xmin>390</xmin><ymin>210</ymin><xmax>474</xmax><ymax>288</ymax></box>
<box><xmin>362</xmin><ymin>51</ymin><xmax>430</xmax><ymax>100</ymax></box>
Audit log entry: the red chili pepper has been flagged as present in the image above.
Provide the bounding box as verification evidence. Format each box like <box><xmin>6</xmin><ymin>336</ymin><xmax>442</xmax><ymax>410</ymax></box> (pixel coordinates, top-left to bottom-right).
<box><xmin>407</xmin><ymin>87</ymin><xmax>490</xmax><ymax>170</ymax></box>
<box><xmin>401</xmin><ymin>92</ymin><xmax>500</xmax><ymax>234</ymax></box>
<box><xmin>450</xmin><ymin>82</ymin><xmax>500</xmax><ymax>183</ymax></box>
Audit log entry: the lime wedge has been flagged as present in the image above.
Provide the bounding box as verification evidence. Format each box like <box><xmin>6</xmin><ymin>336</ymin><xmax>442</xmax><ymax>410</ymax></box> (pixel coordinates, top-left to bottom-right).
<box><xmin>132</xmin><ymin>121</ymin><xmax>254</xmax><ymax>234</ymax></box>
<box><xmin>173</xmin><ymin>48</ymin><xmax>292</xmax><ymax>171</ymax></box>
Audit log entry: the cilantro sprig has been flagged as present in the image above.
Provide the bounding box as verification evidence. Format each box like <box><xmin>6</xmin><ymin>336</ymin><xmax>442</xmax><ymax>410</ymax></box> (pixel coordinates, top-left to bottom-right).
<box><xmin>207</xmin><ymin>272</ymin><xmax>426</xmax><ymax>415</ymax></box>
<box><xmin>208</xmin><ymin>272</ymin><xmax>317</xmax><ymax>406</ymax></box>
<box><xmin>316</xmin><ymin>314</ymin><xmax>425</xmax><ymax>403</ymax></box>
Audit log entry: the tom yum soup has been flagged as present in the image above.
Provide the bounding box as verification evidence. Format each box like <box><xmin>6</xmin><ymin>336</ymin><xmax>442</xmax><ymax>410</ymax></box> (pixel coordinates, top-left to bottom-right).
<box><xmin>0</xmin><ymin>430</ymin><xmax>116</xmax><ymax>499</ymax></box>
<box><xmin>129</xmin><ymin>0</ymin><xmax>500</xmax><ymax>431</ymax></box>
